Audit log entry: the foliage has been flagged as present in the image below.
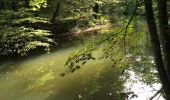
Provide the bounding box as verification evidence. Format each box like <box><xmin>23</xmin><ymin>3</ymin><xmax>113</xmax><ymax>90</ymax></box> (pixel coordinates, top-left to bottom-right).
<box><xmin>0</xmin><ymin>0</ymin><xmax>167</xmax><ymax>99</ymax></box>
<box><xmin>0</xmin><ymin>26</ymin><xmax>53</xmax><ymax>56</ymax></box>
<box><xmin>29</xmin><ymin>0</ymin><xmax>47</xmax><ymax>11</ymax></box>
<box><xmin>12</xmin><ymin>17</ymin><xmax>50</xmax><ymax>25</ymax></box>
<box><xmin>0</xmin><ymin>7</ymin><xmax>54</xmax><ymax>56</ymax></box>
<box><xmin>0</xmin><ymin>8</ymin><xmax>33</xmax><ymax>25</ymax></box>
<box><xmin>64</xmin><ymin>17</ymin><xmax>159</xmax><ymax>86</ymax></box>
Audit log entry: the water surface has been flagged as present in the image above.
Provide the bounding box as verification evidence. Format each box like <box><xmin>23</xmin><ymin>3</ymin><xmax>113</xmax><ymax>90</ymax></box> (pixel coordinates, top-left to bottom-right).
<box><xmin>0</xmin><ymin>47</ymin><xmax>124</xmax><ymax>100</ymax></box>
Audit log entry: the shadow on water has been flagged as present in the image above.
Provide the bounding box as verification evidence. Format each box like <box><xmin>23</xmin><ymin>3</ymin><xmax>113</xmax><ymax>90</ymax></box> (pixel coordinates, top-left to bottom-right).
<box><xmin>0</xmin><ymin>47</ymin><xmax>125</xmax><ymax>100</ymax></box>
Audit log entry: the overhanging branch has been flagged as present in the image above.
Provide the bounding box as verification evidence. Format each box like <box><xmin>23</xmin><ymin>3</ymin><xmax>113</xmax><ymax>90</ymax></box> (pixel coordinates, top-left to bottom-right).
<box><xmin>149</xmin><ymin>88</ymin><xmax>163</xmax><ymax>100</ymax></box>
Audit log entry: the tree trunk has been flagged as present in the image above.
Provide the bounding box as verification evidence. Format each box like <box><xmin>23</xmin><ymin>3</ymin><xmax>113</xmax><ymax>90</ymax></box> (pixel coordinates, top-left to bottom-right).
<box><xmin>51</xmin><ymin>1</ymin><xmax>61</xmax><ymax>23</ymax></box>
<box><xmin>157</xmin><ymin>0</ymin><xmax>170</xmax><ymax>79</ymax></box>
<box><xmin>144</xmin><ymin>0</ymin><xmax>170</xmax><ymax>99</ymax></box>
<box><xmin>93</xmin><ymin>3</ymin><xmax>99</xmax><ymax>19</ymax></box>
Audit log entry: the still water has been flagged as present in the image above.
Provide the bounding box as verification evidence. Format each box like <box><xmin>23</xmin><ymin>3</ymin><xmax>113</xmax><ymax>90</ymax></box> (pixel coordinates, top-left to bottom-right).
<box><xmin>0</xmin><ymin>47</ymin><xmax>125</xmax><ymax>100</ymax></box>
<box><xmin>0</xmin><ymin>47</ymin><xmax>163</xmax><ymax>100</ymax></box>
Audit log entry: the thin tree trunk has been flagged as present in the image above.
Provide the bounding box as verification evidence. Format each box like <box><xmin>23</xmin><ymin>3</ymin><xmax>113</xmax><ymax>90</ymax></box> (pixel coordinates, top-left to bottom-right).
<box><xmin>157</xmin><ymin>0</ymin><xmax>170</xmax><ymax>79</ymax></box>
<box><xmin>144</xmin><ymin>0</ymin><xmax>170</xmax><ymax>99</ymax></box>
<box><xmin>51</xmin><ymin>1</ymin><xmax>62</xmax><ymax>23</ymax></box>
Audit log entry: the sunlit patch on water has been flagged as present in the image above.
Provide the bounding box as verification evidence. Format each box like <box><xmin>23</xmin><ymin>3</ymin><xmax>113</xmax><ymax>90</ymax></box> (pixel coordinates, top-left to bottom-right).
<box><xmin>125</xmin><ymin>71</ymin><xmax>164</xmax><ymax>100</ymax></box>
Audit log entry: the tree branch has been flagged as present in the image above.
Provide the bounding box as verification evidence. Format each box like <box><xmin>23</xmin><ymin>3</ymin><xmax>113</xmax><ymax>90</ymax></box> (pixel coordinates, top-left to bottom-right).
<box><xmin>149</xmin><ymin>88</ymin><xmax>163</xmax><ymax>100</ymax></box>
<box><xmin>123</xmin><ymin>0</ymin><xmax>144</xmax><ymax>54</ymax></box>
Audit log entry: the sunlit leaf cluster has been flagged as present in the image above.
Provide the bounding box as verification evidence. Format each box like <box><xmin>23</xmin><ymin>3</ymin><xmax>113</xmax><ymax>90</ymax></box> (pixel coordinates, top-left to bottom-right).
<box><xmin>12</xmin><ymin>17</ymin><xmax>50</xmax><ymax>25</ymax></box>
<box><xmin>0</xmin><ymin>7</ymin><xmax>54</xmax><ymax>56</ymax></box>
<box><xmin>29</xmin><ymin>0</ymin><xmax>47</xmax><ymax>11</ymax></box>
<box><xmin>0</xmin><ymin>26</ymin><xmax>53</xmax><ymax>56</ymax></box>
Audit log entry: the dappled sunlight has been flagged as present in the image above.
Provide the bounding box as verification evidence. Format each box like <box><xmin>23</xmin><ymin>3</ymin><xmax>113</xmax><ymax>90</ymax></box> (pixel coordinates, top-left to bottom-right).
<box><xmin>0</xmin><ymin>0</ymin><xmax>169</xmax><ymax>99</ymax></box>
<box><xmin>0</xmin><ymin>47</ymin><xmax>124</xmax><ymax>100</ymax></box>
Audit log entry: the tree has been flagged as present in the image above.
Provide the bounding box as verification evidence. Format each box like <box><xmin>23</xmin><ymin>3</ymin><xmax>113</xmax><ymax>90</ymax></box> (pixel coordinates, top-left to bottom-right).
<box><xmin>63</xmin><ymin>0</ymin><xmax>170</xmax><ymax>99</ymax></box>
<box><xmin>50</xmin><ymin>0</ymin><xmax>62</xmax><ymax>23</ymax></box>
<box><xmin>157</xmin><ymin>0</ymin><xmax>170</xmax><ymax>79</ymax></box>
<box><xmin>93</xmin><ymin>2</ymin><xmax>99</xmax><ymax>19</ymax></box>
<box><xmin>144</xmin><ymin>0</ymin><xmax>170</xmax><ymax>99</ymax></box>
<box><xmin>0</xmin><ymin>0</ymin><xmax>54</xmax><ymax>56</ymax></box>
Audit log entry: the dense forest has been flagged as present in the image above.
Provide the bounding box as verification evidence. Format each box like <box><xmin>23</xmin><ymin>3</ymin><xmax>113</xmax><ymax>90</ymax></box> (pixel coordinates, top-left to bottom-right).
<box><xmin>0</xmin><ymin>0</ymin><xmax>170</xmax><ymax>100</ymax></box>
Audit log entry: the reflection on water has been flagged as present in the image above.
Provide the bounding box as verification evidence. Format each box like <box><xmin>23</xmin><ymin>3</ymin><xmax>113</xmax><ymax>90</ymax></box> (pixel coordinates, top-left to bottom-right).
<box><xmin>0</xmin><ymin>47</ymin><xmax>125</xmax><ymax>100</ymax></box>
<box><xmin>125</xmin><ymin>71</ymin><xmax>164</xmax><ymax>100</ymax></box>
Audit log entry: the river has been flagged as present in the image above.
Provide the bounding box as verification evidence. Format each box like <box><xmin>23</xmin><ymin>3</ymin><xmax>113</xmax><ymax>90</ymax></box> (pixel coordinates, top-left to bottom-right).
<box><xmin>0</xmin><ymin>46</ymin><xmax>164</xmax><ymax>100</ymax></box>
<box><xmin>0</xmin><ymin>47</ymin><xmax>125</xmax><ymax>100</ymax></box>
